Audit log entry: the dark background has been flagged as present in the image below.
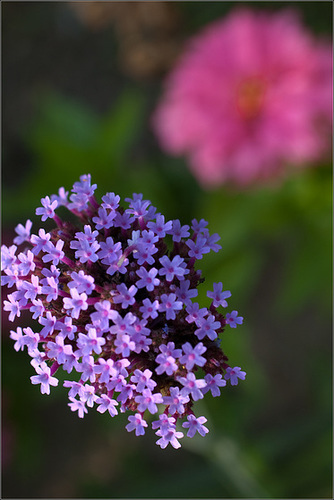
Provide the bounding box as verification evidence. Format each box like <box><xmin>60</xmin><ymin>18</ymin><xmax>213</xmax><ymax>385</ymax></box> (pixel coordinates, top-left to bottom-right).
<box><xmin>2</xmin><ymin>1</ymin><xmax>332</xmax><ymax>498</ymax></box>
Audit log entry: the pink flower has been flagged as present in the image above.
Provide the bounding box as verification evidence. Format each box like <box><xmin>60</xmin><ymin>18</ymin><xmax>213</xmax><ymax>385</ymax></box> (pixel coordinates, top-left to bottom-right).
<box><xmin>152</xmin><ymin>8</ymin><xmax>332</xmax><ymax>188</ymax></box>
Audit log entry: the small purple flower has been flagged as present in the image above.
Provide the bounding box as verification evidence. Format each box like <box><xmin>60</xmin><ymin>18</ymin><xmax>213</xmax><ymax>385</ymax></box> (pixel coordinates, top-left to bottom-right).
<box><xmin>71</xmin><ymin>239</ymin><xmax>100</xmax><ymax>264</ymax></box>
<box><xmin>68</xmin><ymin>270</ymin><xmax>95</xmax><ymax>295</ymax></box>
<box><xmin>173</xmin><ymin>280</ymin><xmax>198</xmax><ymax>306</ymax></box>
<box><xmin>68</xmin><ymin>397</ymin><xmax>88</xmax><ymax>418</ymax></box>
<box><xmin>117</xmin><ymin>383</ymin><xmax>136</xmax><ymax>405</ymax></box>
<box><xmin>132</xmin><ymin>332</ymin><xmax>152</xmax><ymax>353</ymax></box>
<box><xmin>147</xmin><ymin>214</ymin><xmax>172</xmax><ymax>238</ymax></box>
<box><xmin>207</xmin><ymin>282</ymin><xmax>231</xmax><ymax>308</ymax></box>
<box><xmin>64</xmin><ymin>380</ymin><xmax>84</xmax><ymax>398</ymax></box>
<box><xmin>36</xmin><ymin>196</ymin><xmax>58</xmax><ymax>221</ymax></box>
<box><xmin>185</xmin><ymin>302</ymin><xmax>208</xmax><ymax>325</ymax></box>
<box><xmin>133</xmin><ymin>242</ymin><xmax>158</xmax><ymax>266</ymax></box>
<box><xmin>4</xmin><ymin>295</ymin><xmax>21</xmax><ymax>322</ymax></box>
<box><xmin>77</xmin><ymin>328</ymin><xmax>106</xmax><ymax>356</ymax></box>
<box><xmin>97</xmin><ymin>237</ymin><xmax>122</xmax><ymax>265</ymax></box>
<box><xmin>30</xmin><ymin>362</ymin><xmax>59</xmax><ymax>394</ymax></box>
<box><xmin>126</xmin><ymin>413</ymin><xmax>148</xmax><ymax>436</ymax></box>
<box><xmin>1</xmin><ymin>244</ymin><xmax>17</xmax><ymax>270</ymax></box>
<box><xmin>204</xmin><ymin>232</ymin><xmax>222</xmax><ymax>253</ymax></box>
<box><xmin>41</xmin><ymin>265</ymin><xmax>60</xmax><ymax>281</ymax></box>
<box><xmin>114</xmin><ymin>333</ymin><xmax>136</xmax><ymax>357</ymax></box>
<box><xmin>41</xmin><ymin>276</ymin><xmax>58</xmax><ymax>302</ymax></box>
<box><xmin>186</xmin><ymin>236</ymin><xmax>210</xmax><ymax>260</ymax></box>
<box><xmin>195</xmin><ymin>314</ymin><xmax>220</xmax><ymax>341</ymax></box>
<box><xmin>30</xmin><ymin>299</ymin><xmax>45</xmax><ymax>320</ymax></box>
<box><xmin>92</xmin><ymin>207</ymin><xmax>116</xmax><ymax>230</ymax></box>
<box><xmin>21</xmin><ymin>275</ymin><xmax>42</xmax><ymax>302</ymax></box>
<box><xmin>163</xmin><ymin>386</ymin><xmax>190</xmax><ymax>415</ymax></box>
<box><xmin>180</xmin><ymin>342</ymin><xmax>207</xmax><ymax>371</ymax></box>
<box><xmin>136</xmin><ymin>266</ymin><xmax>160</xmax><ymax>291</ymax></box>
<box><xmin>130</xmin><ymin>369</ymin><xmax>156</xmax><ymax>393</ymax></box>
<box><xmin>182</xmin><ymin>414</ymin><xmax>209</xmax><ymax>438</ymax></box>
<box><xmin>55</xmin><ymin>316</ymin><xmax>77</xmax><ymax>340</ymax></box>
<box><xmin>152</xmin><ymin>413</ymin><xmax>176</xmax><ymax>433</ymax></box>
<box><xmin>140</xmin><ymin>230</ymin><xmax>159</xmax><ymax>246</ymax></box>
<box><xmin>191</xmin><ymin>218</ymin><xmax>208</xmax><ymax>234</ymax></box>
<box><xmin>72</xmin><ymin>174</ymin><xmax>97</xmax><ymax>197</ymax></box>
<box><xmin>77</xmin><ymin>356</ymin><xmax>96</xmax><ymax>383</ymax></box>
<box><xmin>155</xmin><ymin>354</ymin><xmax>178</xmax><ymax>376</ymax></box>
<box><xmin>156</xmin><ymin>427</ymin><xmax>184</xmax><ymax>449</ymax></box>
<box><xmin>166</xmin><ymin>219</ymin><xmax>190</xmax><ymax>242</ymax></box>
<box><xmin>96</xmin><ymin>394</ymin><xmax>118</xmax><ymax>416</ymax></box>
<box><xmin>177</xmin><ymin>372</ymin><xmax>206</xmax><ymax>401</ymax></box>
<box><xmin>159</xmin><ymin>293</ymin><xmax>183</xmax><ymax>320</ymax></box>
<box><xmin>10</xmin><ymin>327</ymin><xmax>26</xmax><ymax>351</ymax></box>
<box><xmin>113</xmin><ymin>283</ymin><xmax>137</xmax><ymax>309</ymax></box>
<box><xmin>225</xmin><ymin>310</ymin><xmax>243</xmax><ymax>328</ymax></box>
<box><xmin>21</xmin><ymin>327</ymin><xmax>40</xmax><ymax>354</ymax></box>
<box><xmin>30</xmin><ymin>229</ymin><xmax>51</xmax><ymax>255</ymax></box>
<box><xmin>39</xmin><ymin>311</ymin><xmax>57</xmax><ymax>338</ymax></box>
<box><xmin>46</xmin><ymin>335</ymin><xmax>72</xmax><ymax>364</ymax></box>
<box><xmin>202</xmin><ymin>373</ymin><xmax>226</xmax><ymax>397</ymax></box>
<box><xmin>75</xmin><ymin>225</ymin><xmax>99</xmax><ymax>244</ymax></box>
<box><xmin>109</xmin><ymin>311</ymin><xmax>136</xmax><ymax>336</ymax></box>
<box><xmin>224</xmin><ymin>366</ymin><xmax>246</xmax><ymax>385</ymax></box>
<box><xmin>68</xmin><ymin>174</ymin><xmax>96</xmax><ymax>212</ymax></box>
<box><xmin>135</xmin><ymin>389</ymin><xmax>163</xmax><ymax>414</ymax></box>
<box><xmin>159</xmin><ymin>255</ymin><xmax>189</xmax><ymax>282</ymax></box>
<box><xmin>62</xmin><ymin>351</ymin><xmax>80</xmax><ymax>374</ymax></box>
<box><xmin>91</xmin><ymin>300</ymin><xmax>115</xmax><ymax>325</ymax></box>
<box><xmin>113</xmin><ymin>211</ymin><xmax>132</xmax><ymax>230</ymax></box>
<box><xmin>81</xmin><ymin>384</ymin><xmax>98</xmax><ymax>408</ymax></box>
<box><xmin>51</xmin><ymin>187</ymin><xmax>69</xmax><ymax>206</ymax></box>
<box><xmin>29</xmin><ymin>349</ymin><xmax>47</xmax><ymax>370</ymax></box>
<box><xmin>14</xmin><ymin>219</ymin><xmax>33</xmax><ymax>245</ymax></box>
<box><xmin>139</xmin><ymin>298</ymin><xmax>159</xmax><ymax>320</ymax></box>
<box><xmin>126</xmin><ymin>195</ymin><xmax>151</xmax><ymax>219</ymax></box>
<box><xmin>1</xmin><ymin>265</ymin><xmax>22</xmax><ymax>288</ymax></box>
<box><xmin>94</xmin><ymin>358</ymin><xmax>117</xmax><ymax>384</ymax></box>
<box><xmin>42</xmin><ymin>240</ymin><xmax>65</xmax><ymax>266</ymax></box>
<box><xmin>63</xmin><ymin>289</ymin><xmax>88</xmax><ymax>319</ymax></box>
<box><xmin>132</xmin><ymin>318</ymin><xmax>150</xmax><ymax>337</ymax></box>
<box><xmin>101</xmin><ymin>192</ymin><xmax>120</xmax><ymax>210</ymax></box>
<box><xmin>158</xmin><ymin>341</ymin><xmax>182</xmax><ymax>359</ymax></box>
<box><xmin>18</xmin><ymin>250</ymin><xmax>36</xmax><ymax>275</ymax></box>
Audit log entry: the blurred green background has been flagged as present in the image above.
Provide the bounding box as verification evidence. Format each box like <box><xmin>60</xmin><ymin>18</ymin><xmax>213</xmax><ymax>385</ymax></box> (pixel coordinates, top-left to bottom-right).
<box><xmin>2</xmin><ymin>1</ymin><xmax>332</xmax><ymax>498</ymax></box>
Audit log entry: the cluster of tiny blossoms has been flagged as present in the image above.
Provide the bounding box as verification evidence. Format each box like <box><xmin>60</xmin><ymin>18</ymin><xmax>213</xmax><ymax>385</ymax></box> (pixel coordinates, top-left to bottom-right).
<box><xmin>2</xmin><ymin>175</ymin><xmax>245</xmax><ymax>449</ymax></box>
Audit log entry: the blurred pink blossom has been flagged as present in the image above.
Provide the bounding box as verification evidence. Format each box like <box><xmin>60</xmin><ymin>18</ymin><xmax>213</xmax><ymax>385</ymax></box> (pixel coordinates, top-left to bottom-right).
<box><xmin>152</xmin><ymin>8</ymin><xmax>332</xmax><ymax>188</ymax></box>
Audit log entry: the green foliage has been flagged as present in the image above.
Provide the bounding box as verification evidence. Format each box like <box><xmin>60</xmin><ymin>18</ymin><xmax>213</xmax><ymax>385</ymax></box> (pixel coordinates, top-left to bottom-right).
<box><xmin>3</xmin><ymin>89</ymin><xmax>146</xmax><ymax>222</ymax></box>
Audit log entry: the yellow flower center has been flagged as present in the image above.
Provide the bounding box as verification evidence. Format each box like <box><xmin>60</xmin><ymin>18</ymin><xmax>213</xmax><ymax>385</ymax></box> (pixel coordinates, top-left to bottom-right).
<box><xmin>236</xmin><ymin>78</ymin><xmax>266</xmax><ymax>119</ymax></box>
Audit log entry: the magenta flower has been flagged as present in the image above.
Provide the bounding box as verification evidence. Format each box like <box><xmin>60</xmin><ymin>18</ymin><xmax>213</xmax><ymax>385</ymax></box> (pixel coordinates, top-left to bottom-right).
<box><xmin>2</xmin><ymin>174</ymin><xmax>246</xmax><ymax>449</ymax></box>
<box><xmin>153</xmin><ymin>8</ymin><xmax>332</xmax><ymax>187</ymax></box>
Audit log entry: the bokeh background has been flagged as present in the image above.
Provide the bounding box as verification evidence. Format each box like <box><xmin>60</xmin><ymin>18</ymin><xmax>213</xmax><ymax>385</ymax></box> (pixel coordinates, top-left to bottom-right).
<box><xmin>2</xmin><ymin>1</ymin><xmax>332</xmax><ymax>498</ymax></box>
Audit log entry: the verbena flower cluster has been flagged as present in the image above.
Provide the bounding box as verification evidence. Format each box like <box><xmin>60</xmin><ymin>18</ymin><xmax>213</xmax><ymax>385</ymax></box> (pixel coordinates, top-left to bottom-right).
<box><xmin>2</xmin><ymin>175</ymin><xmax>245</xmax><ymax>449</ymax></box>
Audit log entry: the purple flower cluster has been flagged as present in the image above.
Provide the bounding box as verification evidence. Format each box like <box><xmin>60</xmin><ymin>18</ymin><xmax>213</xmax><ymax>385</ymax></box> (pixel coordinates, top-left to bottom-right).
<box><xmin>2</xmin><ymin>175</ymin><xmax>246</xmax><ymax>449</ymax></box>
